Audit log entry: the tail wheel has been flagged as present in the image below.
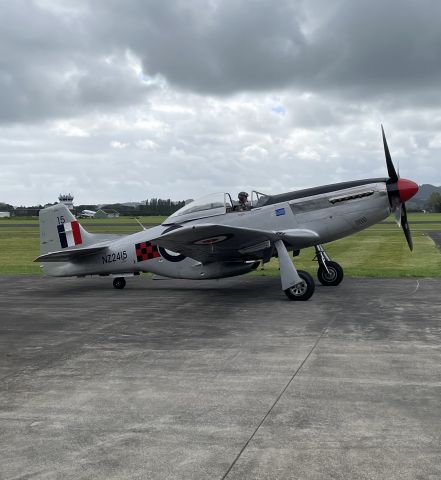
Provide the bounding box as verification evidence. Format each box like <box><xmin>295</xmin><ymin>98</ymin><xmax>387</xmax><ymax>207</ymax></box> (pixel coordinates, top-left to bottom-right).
<box><xmin>317</xmin><ymin>261</ymin><xmax>344</xmax><ymax>286</ymax></box>
<box><xmin>113</xmin><ymin>277</ymin><xmax>126</xmax><ymax>289</ymax></box>
<box><xmin>284</xmin><ymin>270</ymin><xmax>315</xmax><ymax>301</ymax></box>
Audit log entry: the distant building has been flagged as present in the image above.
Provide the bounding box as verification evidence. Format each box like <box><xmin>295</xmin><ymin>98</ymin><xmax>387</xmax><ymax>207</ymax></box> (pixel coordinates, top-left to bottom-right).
<box><xmin>14</xmin><ymin>208</ymin><xmax>40</xmax><ymax>217</ymax></box>
<box><xmin>0</xmin><ymin>211</ymin><xmax>11</xmax><ymax>218</ymax></box>
<box><xmin>58</xmin><ymin>193</ymin><xmax>74</xmax><ymax>210</ymax></box>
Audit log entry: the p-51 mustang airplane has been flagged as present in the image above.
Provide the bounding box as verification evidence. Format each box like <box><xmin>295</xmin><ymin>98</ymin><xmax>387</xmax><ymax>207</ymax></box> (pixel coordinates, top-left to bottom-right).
<box><xmin>36</xmin><ymin>127</ymin><xmax>418</xmax><ymax>301</ymax></box>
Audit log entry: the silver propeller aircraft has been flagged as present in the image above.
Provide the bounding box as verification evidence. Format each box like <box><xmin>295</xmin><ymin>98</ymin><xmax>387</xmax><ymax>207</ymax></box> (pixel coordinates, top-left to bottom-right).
<box><xmin>36</xmin><ymin>127</ymin><xmax>418</xmax><ymax>301</ymax></box>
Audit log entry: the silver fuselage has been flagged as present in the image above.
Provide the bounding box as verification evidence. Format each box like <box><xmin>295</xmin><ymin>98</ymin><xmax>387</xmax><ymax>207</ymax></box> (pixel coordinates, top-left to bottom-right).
<box><xmin>43</xmin><ymin>180</ymin><xmax>390</xmax><ymax>279</ymax></box>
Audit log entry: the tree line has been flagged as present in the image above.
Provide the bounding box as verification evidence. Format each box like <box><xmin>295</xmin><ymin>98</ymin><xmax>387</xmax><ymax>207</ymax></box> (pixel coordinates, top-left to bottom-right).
<box><xmin>95</xmin><ymin>198</ymin><xmax>186</xmax><ymax>216</ymax></box>
<box><xmin>0</xmin><ymin>198</ymin><xmax>187</xmax><ymax>217</ymax></box>
<box><xmin>2</xmin><ymin>193</ymin><xmax>441</xmax><ymax>215</ymax></box>
<box><xmin>426</xmin><ymin>192</ymin><xmax>441</xmax><ymax>212</ymax></box>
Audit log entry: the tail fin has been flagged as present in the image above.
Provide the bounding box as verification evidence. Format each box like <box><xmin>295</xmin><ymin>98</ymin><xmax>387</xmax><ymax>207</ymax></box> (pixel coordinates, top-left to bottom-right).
<box><xmin>39</xmin><ymin>204</ymin><xmax>95</xmax><ymax>255</ymax></box>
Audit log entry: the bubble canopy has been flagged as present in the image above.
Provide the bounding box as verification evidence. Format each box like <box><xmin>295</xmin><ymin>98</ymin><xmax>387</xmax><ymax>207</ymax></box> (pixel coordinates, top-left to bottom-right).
<box><xmin>162</xmin><ymin>191</ymin><xmax>269</xmax><ymax>225</ymax></box>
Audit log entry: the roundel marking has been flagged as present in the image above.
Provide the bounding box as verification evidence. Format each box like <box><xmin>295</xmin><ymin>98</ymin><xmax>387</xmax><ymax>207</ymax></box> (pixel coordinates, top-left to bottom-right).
<box><xmin>158</xmin><ymin>246</ymin><xmax>186</xmax><ymax>262</ymax></box>
<box><xmin>193</xmin><ymin>234</ymin><xmax>233</xmax><ymax>245</ymax></box>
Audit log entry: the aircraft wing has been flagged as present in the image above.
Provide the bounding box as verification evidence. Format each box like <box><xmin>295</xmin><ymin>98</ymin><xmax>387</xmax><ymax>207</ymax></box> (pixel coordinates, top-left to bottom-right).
<box><xmin>152</xmin><ymin>223</ymin><xmax>319</xmax><ymax>263</ymax></box>
<box><xmin>35</xmin><ymin>245</ymin><xmax>108</xmax><ymax>263</ymax></box>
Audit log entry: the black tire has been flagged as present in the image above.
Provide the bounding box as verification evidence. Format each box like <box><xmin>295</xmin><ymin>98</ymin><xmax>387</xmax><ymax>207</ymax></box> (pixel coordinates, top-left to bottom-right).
<box><xmin>284</xmin><ymin>270</ymin><xmax>315</xmax><ymax>301</ymax></box>
<box><xmin>113</xmin><ymin>277</ymin><xmax>126</xmax><ymax>289</ymax></box>
<box><xmin>317</xmin><ymin>261</ymin><xmax>344</xmax><ymax>286</ymax></box>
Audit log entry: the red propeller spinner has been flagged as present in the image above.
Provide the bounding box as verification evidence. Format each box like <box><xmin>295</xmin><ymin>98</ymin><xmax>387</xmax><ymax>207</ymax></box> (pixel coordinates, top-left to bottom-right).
<box><xmin>397</xmin><ymin>178</ymin><xmax>419</xmax><ymax>203</ymax></box>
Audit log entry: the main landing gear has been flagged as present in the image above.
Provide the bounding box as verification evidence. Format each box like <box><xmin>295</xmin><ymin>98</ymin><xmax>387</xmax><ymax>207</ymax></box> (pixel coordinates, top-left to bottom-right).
<box><xmin>284</xmin><ymin>270</ymin><xmax>315</xmax><ymax>301</ymax></box>
<box><xmin>275</xmin><ymin>240</ymin><xmax>315</xmax><ymax>301</ymax></box>
<box><xmin>314</xmin><ymin>244</ymin><xmax>344</xmax><ymax>286</ymax></box>
<box><xmin>113</xmin><ymin>277</ymin><xmax>126</xmax><ymax>289</ymax></box>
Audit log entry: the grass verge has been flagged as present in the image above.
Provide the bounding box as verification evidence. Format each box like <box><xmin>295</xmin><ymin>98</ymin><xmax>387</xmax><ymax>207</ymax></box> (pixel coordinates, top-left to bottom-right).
<box><xmin>0</xmin><ymin>214</ymin><xmax>439</xmax><ymax>276</ymax></box>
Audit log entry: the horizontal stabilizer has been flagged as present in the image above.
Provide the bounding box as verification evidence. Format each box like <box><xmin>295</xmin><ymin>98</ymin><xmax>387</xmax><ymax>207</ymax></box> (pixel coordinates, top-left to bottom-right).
<box><xmin>35</xmin><ymin>245</ymin><xmax>108</xmax><ymax>263</ymax></box>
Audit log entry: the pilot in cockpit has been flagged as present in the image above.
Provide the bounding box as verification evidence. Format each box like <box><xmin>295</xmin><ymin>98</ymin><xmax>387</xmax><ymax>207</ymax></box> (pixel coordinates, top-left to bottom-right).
<box><xmin>235</xmin><ymin>191</ymin><xmax>250</xmax><ymax>211</ymax></box>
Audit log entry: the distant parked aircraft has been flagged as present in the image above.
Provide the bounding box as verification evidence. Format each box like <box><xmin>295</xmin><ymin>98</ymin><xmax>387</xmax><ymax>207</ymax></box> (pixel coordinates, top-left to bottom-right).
<box><xmin>78</xmin><ymin>210</ymin><xmax>97</xmax><ymax>218</ymax></box>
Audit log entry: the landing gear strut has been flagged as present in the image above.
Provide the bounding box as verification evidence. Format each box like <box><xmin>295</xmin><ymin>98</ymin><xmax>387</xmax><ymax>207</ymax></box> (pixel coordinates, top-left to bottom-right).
<box><xmin>113</xmin><ymin>277</ymin><xmax>126</xmax><ymax>289</ymax></box>
<box><xmin>275</xmin><ymin>240</ymin><xmax>315</xmax><ymax>301</ymax></box>
<box><xmin>314</xmin><ymin>245</ymin><xmax>344</xmax><ymax>286</ymax></box>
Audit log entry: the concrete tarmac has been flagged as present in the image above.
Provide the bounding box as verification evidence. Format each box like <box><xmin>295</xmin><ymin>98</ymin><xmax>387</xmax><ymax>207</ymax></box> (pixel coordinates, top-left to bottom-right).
<box><xmin>0</xmin><ymin>275</ymin><xmax>440</xmax><ymax>480</ymax></box>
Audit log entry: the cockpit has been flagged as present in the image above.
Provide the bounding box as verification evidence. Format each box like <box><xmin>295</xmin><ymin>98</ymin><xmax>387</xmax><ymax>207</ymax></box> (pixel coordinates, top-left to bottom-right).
<box><xmin>163</xmin><ymin>191</ymin><xmax>269</xmax><ymax>225</ymax></box>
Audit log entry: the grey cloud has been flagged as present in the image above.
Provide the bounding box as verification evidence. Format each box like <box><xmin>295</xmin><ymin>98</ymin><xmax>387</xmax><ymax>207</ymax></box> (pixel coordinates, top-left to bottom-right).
<box><xmin>90</xmin><ymin>0</ymin><xmax>441</xmax><ymax>99</ymax></box>
<box><xmin>0</xmin><ymin>1</ymin><xmax>152</xmax><ymax>123</ymax></box>
<box><xmin>1</xmin><ymin>0</ymin><xmax>440</xmax><ymax>206</ymax></box>
<box><xmin>93</xmin><ymin>0</ymin><xmax>306</xmax><ymax>94</ymax></box>
<box><xmin>305</xmin><ymin>1</ymin><xmax>441</xmax><ymax>94</ymax></box>
<box><xmin>3</xmin><ymin>0</ymin><xmax>441</xmax><ymax>125</ymax></box>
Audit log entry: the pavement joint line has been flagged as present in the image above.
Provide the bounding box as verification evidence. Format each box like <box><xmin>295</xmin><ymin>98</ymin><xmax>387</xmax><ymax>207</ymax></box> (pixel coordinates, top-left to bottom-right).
<box><xmin>220</xmin><ymin>314</ymin><xmax>337</xmax><ymax>480</ymax></box>
<box><xmin>409</xmin><ymin>279</ymin><xmax>420</xmax><ymax>295</ymax></box>
<box><xmin>427</xmin><ymin>231</ymin><xmax>441</xmax><ymax>250</ymax></box>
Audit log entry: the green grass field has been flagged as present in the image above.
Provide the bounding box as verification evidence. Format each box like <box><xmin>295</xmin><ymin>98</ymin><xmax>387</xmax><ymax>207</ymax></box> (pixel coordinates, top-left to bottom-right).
<box><xmin>0</xmin><ymin>214</ymin><xmax>439</xmax><ymax>276</ymax></box>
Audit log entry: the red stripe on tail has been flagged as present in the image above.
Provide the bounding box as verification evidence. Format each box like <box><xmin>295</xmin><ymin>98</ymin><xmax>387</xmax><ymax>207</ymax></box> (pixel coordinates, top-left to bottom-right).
<box><xmin>71</xmin><ymin>221</ymin><xmax>82</xmax><ymax>245</ymax></box>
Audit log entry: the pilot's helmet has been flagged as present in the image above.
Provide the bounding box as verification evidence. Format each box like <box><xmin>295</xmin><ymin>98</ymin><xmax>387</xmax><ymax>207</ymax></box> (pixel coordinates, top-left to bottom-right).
<box><xmin>238</xmin><ymin>191</ymin><xmax>249</xmax><ymax>201</ymax></box>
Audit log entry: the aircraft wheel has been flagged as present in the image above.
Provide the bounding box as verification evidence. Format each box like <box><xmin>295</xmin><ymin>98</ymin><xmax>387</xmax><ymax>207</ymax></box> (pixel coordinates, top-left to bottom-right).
<box><xmin>284</xmin><ymin>270</ymin><xmax>315</xmax><ymax>301</ymax></box>
<box><xmin>317</xmin><ymin>261</ymin><xmax>344</xmax><ymax>286</ymax></box>
<box><xmin>113</xmin><ymin>277</ymin><xmax>126</xmax><ymax>289</ymax></box>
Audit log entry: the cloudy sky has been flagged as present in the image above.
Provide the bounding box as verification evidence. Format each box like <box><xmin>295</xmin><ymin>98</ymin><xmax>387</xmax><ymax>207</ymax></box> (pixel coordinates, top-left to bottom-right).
<box><xmin>1</xmin><ymin>0</ymin><xmax>441</xmax><ymax>205</ymax></box>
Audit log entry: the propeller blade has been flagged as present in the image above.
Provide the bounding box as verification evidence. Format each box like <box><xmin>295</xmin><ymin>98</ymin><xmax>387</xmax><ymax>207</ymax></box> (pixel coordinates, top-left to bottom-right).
<box><xmin>381</xmin><ymin>126</ymin><xmax>417</xmax><ymax>251</ymax></box>
<box><xmin>382</xmin><ymin>125</ymin><xmax>398</xmax><ymax>182</ymax></box>
<box><xmin>394</xmin><ymin>208</ymin><xmax>401</xmax><ymax>227</ymax></box>
<box><xmin>400</xmin><ymin>203</ymin><xmax>413</xmax><ymax>251</ymax></box>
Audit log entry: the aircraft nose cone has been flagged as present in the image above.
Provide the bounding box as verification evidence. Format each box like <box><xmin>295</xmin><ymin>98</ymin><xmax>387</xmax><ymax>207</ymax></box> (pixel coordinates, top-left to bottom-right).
<box><xmin>397</xmin><ymin>178</ymin><xmax>419</xmax><ymax>203</ymax></box>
